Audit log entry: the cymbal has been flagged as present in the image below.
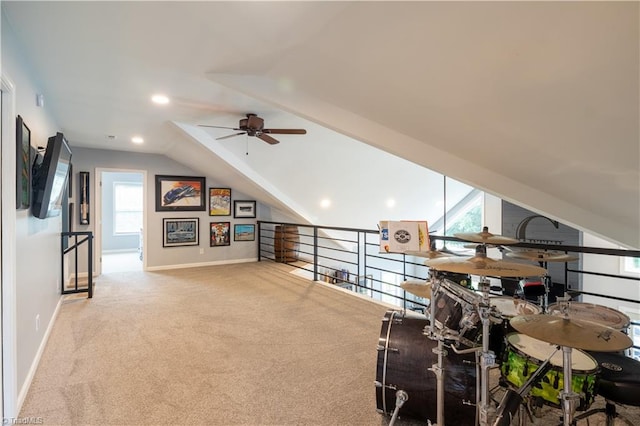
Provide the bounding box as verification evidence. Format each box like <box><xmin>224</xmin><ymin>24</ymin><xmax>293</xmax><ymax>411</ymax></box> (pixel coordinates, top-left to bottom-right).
<box><xmin>510</xmin><ymin>314</ymin><xmax>633</xmax><ymax>352</ymax></box>
<box><xmin>400</xmin><ymin>280</ymin><xmax>432</xmax><ymax>299</ymax></box>
<box><xmin>425</xmin><ymin>254</ymin><xmax>546</xmax><ymax>277</ymax></box>
<box><xmin>505</xmin><ymin>250</ymin><xmax>579</xmax><ymax>263</ymax></box>
<box><xmin>405</xmin><ymin>250</ymin><xmax>454</xmax><ymax>259</ymax></box>
<box><xmin>454</xmin><ymin>227</ymin><xmax>519</xmax><ymax>245</ymax></box>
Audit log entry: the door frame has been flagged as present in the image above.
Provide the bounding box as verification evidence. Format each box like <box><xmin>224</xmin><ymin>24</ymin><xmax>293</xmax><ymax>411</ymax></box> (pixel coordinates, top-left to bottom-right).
<box><xmin>1</xmin><ymin>74</ymin><xmax>18</xmax><ymax>418</ymax></box>
<box><xmin>94</xmin><ymin>168</ymin><xmax>147</xmax><ymax>275</ymax></box>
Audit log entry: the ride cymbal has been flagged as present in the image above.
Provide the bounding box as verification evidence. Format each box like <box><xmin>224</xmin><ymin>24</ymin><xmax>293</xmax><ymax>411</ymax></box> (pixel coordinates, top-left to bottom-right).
<box><xmin>425</xmin><ymin>254</ymin><xmax>546</xmax><ymax>277</ymax></box>
<box><xmin>505</xmin><ymin>250</ymin><xmax>579</xmax><ymax>263</ymax></box>
<box><xmin>454</xmin><ymin>226</ymin><xmax>519</xmax><ymax>245</ymax></box>
<box><xmin>510</xmin><ymin>314</ymin><xmax>633</xmax><ymax>352</ymax></box>
<box><xmin>400</xmin><ymin>280</ymin><xmax>432</xmax><ymax>299</ymax></box>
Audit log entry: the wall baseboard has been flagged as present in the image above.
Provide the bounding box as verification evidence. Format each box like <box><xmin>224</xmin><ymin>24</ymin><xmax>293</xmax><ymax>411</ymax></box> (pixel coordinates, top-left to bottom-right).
<box><xmin>146</xmin><ymin>257</ymin><xmax>258</xmax><ymax>271</ymax></box>
<box><xmin>17</xmin><ymin>296</ymin><xmax>63</xmax><ymax>413</ymax></box>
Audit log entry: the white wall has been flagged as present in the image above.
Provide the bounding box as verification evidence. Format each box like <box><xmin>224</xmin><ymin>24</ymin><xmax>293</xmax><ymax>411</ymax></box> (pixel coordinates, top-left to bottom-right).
<box><xmin>2</xmin><ymin>12</ymin><xmax>65</xmax><ymax>413</ymax></box>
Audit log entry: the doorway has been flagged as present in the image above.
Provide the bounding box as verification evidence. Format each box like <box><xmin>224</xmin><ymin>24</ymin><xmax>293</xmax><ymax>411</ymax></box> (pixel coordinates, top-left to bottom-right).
<box><xmin>97</xmin><ymin>170</ymin><xmax>145</xmax><ymax>274</ymax></box>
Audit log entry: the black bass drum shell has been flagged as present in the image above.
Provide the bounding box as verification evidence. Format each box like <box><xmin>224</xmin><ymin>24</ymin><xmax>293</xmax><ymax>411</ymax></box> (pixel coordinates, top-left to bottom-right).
<box><xmin>375</xmin><ymin>310</ymin><xmax>477</xmax><ymax>424</ymax></box>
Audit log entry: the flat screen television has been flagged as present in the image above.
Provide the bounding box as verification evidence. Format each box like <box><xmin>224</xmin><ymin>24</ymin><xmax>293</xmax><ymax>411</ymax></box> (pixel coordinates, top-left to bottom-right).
<box><xmin>32</xmin><ymin>132</ymin><xmax>72</xmax><ymax>219</ymax></box>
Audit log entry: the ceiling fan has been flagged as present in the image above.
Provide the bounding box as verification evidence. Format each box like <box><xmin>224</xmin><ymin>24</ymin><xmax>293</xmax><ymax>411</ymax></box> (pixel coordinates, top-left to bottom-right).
<box><xmin>198</xmin><ymin>113</ymin><xmax>306</xmax><ymax>145</ymax></box>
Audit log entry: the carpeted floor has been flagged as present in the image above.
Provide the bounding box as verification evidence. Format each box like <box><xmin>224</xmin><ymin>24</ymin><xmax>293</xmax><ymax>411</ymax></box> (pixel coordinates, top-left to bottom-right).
<box><xmin>19</xmin><ymin>262</ymin><xmax>640</xmax><ymax>425</ymax></box>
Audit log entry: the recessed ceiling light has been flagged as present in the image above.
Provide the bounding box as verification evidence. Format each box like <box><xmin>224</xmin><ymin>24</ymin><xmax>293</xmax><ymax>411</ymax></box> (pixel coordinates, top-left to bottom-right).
<box><xmin>320</xmin><ymin>198</ymin><xmax>331</xmax><ymax>209</ymax></box>
<box><xmin>386</xmin><ymin>198</ymin><xmax>396</xmax><ymax>208</ymax></box>
<box><xmin>151</xmin><ymin>94</ymin><xmax>170</xmax><ymax>105</ymax></box>
<box><xmin>131</xmin><ymin>136</ymin><xmax>144</xmax><ymax>144</ymax></box>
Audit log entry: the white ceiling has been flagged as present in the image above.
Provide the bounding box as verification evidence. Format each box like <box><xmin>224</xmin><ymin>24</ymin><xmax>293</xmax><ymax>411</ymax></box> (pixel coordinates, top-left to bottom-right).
<box><xmin>2</xmin><ymin>2</ymin><xmax>638</xmax><ymax>248</ymax></box>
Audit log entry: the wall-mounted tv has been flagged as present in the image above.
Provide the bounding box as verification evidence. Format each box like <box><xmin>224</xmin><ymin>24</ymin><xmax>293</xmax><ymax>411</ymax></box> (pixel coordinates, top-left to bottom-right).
<box><xmin>32</xmin><ymin>132</ymin><xmax>72</xmax><ymax>219</ymax></box>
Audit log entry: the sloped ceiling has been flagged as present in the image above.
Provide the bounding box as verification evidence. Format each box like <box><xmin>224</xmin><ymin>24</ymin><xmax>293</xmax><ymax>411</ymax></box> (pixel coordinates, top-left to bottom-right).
<box><xmin>2</xmin><ymin>2</ymin><xmax>638</xmax><ymax>248</ymax></box>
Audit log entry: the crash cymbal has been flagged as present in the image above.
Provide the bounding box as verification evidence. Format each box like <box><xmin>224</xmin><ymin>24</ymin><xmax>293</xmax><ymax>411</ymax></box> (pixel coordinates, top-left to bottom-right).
<box><xmin>400</xmin><ymin>280</ymin><xmax>432</xmax><ymax>299</ymax></box>
<box><xmin>425</xmin><ymin>254</ymin><xmax>547</xmax><ymax>277</ymax></box>
<box><xmin>505</xmin><ymin>250</ymin><xmax>579</xmax><ymax>263</ymax></box>
<box><xmin>510</xmin><ymin>314</ymin><xmax>633</xmax><ymax>352</ymax></box>
<box><xmin>455</xmin><ymin>226</ymin><xmax>519</xmax><ymax>245</ymax></box>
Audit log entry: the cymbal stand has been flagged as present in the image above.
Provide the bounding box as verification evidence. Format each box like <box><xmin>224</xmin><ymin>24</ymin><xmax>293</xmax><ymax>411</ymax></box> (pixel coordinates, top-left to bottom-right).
<box><xmin>478</xmin><ymin>277</ymin><xmax>497</xmax><ymax>426</ymax></box>
<box><xmin>428</xmin><ymin>334</ymin><xmax>447</xmax><ymax>426</ymax></box>
<box><xmin>560</xmin><ymin>345</ymin><xmax>579</xmax><ymax>426</ymax></box>
<box><xmin>554</xmin><ymin>297</ymin><xmax>579</xmax><ymax>426</ymax></box>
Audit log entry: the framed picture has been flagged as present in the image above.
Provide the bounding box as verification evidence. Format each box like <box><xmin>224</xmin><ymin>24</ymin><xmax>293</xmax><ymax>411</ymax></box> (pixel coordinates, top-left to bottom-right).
<box><xmin>210</xmin><ymin>222</ymin><xmax>231</xmax><ymax>247</ymax></box>
<box><xmin>16</xmin><ymin>115</ymin><xmax>31</xmax><ymax>209</ymax></box>
<box><xmin>209</xmin><ymin>187</ymin><xmax>231</xmax><ymax>216</ymax></box>
<box><xmin>234</xmin><ymin>200</ymin><xmax>256</xmax><ymax>218</ymax></box>
<box><xmin>155</xmin><ymin>175</ymin><xmax>206</xmax><ymax>211</ymax></box>
<box><xmin>79</xmin><ymin>171</ymin><xmax>90</xmax><ymax>225</ymax></box>
<box><xmin>234</xmin><ymin>224</ymin><xmax>256</xmax><ymax>241</ymax></box>
<box><xmin>163</xmin><ymin>218</ymin><xmax>199</xmax><ymax>247</ymax></box>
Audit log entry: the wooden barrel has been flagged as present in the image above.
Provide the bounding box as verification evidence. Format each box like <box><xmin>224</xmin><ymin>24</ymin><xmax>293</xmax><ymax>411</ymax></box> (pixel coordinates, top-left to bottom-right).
<box><xmin>274</xmin><ymin>225</ymin><xmax>299</xmax><ymax>263</ymax></box>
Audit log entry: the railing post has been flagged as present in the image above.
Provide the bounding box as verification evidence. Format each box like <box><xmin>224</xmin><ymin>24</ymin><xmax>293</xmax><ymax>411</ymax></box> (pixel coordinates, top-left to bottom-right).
<box><xmin>313</xmin><ymin>226</ymin><xmax>318</xmax><ymax>281</ymax></box>
<box><xmin>257</xmin><ymin>221</ymin><xmax>262</xmax><ymax>261</ymax></box>
<box><xmin>88</xmin><ymin>233</ymin><xmax>93</xmax><ymax>298</ymax></box>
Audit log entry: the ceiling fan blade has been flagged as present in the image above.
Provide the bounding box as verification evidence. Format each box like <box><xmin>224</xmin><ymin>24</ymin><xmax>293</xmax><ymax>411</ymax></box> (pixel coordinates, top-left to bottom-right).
<box><xmin>257</xmin><ymin>133</ymin><xmax>280</xmax><ymax>145</ymax></box>
<box><xmin>198</xmin><ymin>124</ymin><xmax>240</xmax><ymax>130</ymax></box>
<box><xmin>216</xmin><ymin>132</ymin><xmax>246</xmax><ymax>141</ymax></box>
<box><xmin>263</xmin><ymin>129</ymin><xmax>307</xmax><ymax>135</ymax></box>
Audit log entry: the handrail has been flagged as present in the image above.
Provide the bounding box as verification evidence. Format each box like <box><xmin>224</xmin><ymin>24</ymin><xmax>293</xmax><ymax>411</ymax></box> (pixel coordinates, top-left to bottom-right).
<box><xmin>61</xmin><ymin>231</ymin><xmax>93</xmax><ymax>298</ymax></box>
<box><xmin>258</xmin><ymin>220</ymin><xmax>640</xmax><ymax>354</ymax></box>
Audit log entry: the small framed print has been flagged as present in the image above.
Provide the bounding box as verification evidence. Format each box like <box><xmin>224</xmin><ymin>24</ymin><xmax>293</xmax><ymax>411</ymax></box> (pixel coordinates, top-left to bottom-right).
<box><xmin>233</xmin><ymin>200</ymin><xmax>256</xmax><ymax>218</ymax></box>
<box><xmin>234</xmin><ymin>224</ymin><xmax>255</xmax><ymax>241</ymax></box>
<box><xmin>210</xmin><ymin>222</ymin><xmax>231</xmax><ymax>247</ymax></box>
<box><xmin>209</xmin><ymin>188</ymin><xmax>231</xmax><ymax>216</ymax></box>
<box><xmin>155</xmin><ymin>175</ymin><xmax>206</xmax><ymax>212</ymax></box>
<box><xmin>163</xmin><ymin>218</ymin><xmax>199</xmax><ymax>247</ymax></box>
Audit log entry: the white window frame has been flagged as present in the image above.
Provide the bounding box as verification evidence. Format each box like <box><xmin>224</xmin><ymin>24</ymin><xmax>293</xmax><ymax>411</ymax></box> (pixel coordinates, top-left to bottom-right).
<box><xmin>113</xmin><ymin>181</ymin><xmax>143</xmax><ymax>236</ymax></box>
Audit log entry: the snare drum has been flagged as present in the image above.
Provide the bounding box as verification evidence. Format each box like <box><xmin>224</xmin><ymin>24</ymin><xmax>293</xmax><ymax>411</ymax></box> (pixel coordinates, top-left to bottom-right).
<box><xmin>547</xmin><ymin>302</ymin><xmax>630</xmax><ymax>331</ymax></box>
<box><xmin>501</xmin><ymin>333</ymin><xmax>598</xmax><ymax>411</ymax></box>
<box><xmin>431</xmin><ymin>279</ymin><xmax>482</xmax><ymax>346</ymax></box>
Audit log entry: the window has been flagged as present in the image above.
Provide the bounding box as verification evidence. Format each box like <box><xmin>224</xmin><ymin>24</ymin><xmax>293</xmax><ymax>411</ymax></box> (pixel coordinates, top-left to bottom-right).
<box><xmin>113</xmin><ymin>182</ymin><xmax>143</xmax><ymax>234</ymax></box>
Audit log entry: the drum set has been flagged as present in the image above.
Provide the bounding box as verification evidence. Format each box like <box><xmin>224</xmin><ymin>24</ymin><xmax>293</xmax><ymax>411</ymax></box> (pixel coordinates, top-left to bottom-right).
<box><xmin>375</xmin><ymin>227</ymin><xmax>639</xmax><ymax>426</ymax></box>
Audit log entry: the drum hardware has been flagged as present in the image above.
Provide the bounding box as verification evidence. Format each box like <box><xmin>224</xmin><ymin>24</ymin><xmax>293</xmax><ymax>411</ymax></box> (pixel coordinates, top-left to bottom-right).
<box><xmin>388</xmin><ymin>390</ymin><xmax>409</xmax><ymax>426</ymax></box>
<box><xmin>493</xmin><ymin>349</ymin><xmax>557</xmax><ymax>426</ymax></box>
<box><xmin>478</xmin><ymin>279</ymin><xmax>498</xmax><ymax>426</ymax></box>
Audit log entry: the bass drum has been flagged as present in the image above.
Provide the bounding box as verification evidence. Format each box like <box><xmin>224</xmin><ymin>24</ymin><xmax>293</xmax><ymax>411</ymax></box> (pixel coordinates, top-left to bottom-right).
<box><xmin>375</xmin><ymin>310</ymin><xmax>477</xmax><ymax>423</ymax></box>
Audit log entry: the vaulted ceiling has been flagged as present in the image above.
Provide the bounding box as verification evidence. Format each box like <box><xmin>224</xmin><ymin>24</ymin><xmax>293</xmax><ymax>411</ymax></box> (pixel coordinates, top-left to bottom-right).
<box><xmin>2</xmin><ymin>2</ymin><xmax>638</xmax><ymax>248</ymax></box>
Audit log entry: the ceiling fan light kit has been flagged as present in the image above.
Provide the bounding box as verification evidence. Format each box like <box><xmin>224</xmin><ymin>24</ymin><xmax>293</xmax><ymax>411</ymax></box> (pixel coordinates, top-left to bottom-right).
<box><xmin>199</xmin><ymin>113</ymin><xmax>306</xmax><ymax>145</ymax></box>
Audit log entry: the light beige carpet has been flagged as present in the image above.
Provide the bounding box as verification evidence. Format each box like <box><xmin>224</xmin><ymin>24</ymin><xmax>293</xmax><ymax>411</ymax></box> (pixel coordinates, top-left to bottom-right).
<box><xmin>19</xmin><ymin>262</ymin><xmax>640</xmax><ymax>425</ymax></box>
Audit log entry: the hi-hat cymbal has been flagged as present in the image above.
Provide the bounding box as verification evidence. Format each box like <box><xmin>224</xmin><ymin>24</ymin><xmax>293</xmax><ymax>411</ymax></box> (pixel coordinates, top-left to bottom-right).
<box><xmin>505</xmin><ymin>250</ymin><xmax>579</xmax><ymax>263</ymax></box>
<box><xmin>400</xmin><ymin>280</ymin><xmax>432</xmax><ymax>299</ymax></box>
<box><xmin>425</xmin><ymin>254</ymin><xmax>546</xmax><ymax>277</ymax></box>
<box><xmin>454</xmin><ymin>226</ymin><xmax>519</xmax><ymax>245</ymax></box>
<box><xmin>510</xmin><ymin>314</ymin><xmax>633</xmax><ymax>352</ymax></box>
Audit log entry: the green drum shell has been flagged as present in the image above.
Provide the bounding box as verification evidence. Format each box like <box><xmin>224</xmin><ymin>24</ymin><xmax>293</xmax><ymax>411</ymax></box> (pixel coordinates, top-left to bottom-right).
<box><xmin>500</xmin><ymin>333</ymin><xmax>598</xmax><ymax>411</ymax></box>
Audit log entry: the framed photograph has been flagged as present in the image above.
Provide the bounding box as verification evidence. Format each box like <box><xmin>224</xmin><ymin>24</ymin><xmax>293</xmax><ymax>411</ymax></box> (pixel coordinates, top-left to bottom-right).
<box><xmin>155</xmin><ymin>175</ymin><xmax>206</xmax><ymax>211</ymax></box>
<box><xmin>234</xmin><ymin>224</ymin><xmax>256</xmax><ymax>241</ymax></box>
<box><xmin>209</xmin><ymin>187</ymin><xmax>231</xmax><ymax>216</ymax></box>
<box><xmin>16</xmin><ymin>115</ymin><xmax>31</xmax><ymax>209</ymax></box>
<box><xmin>234</xmin><ymin>200</ymin><xmax>256</xmax><ymax>218</ymax></box>
<box><xmin>210</xmin><ymin>222</ymin><xmax>231</xmax><ymax>247</ymax></box>
<box><xmin>163</xmin><ymin>218</ymin><xmax>199</xmax><ymax>247</ymax></box>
